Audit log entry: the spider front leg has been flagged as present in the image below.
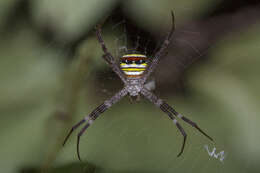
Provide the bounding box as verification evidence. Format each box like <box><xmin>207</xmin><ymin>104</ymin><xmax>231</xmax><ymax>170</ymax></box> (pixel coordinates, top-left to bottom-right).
<box><xmin>141</xmin><ymin>88</ymin><xmax>187</xmax><ymax>156</ymax></box>
<box><xmin>96</xmin><ymin>24</ymin><xmax>127</xmax><ymax>84</ymax></box>
<box><xmin>141</xmin><ymin>88</ymin><xmax>213</xmax><ymax>156</ymax></box>
<box><xmin>63</xmin><ymin>88</ymin><xmax>128</xmax><ymax>161</ymax></box>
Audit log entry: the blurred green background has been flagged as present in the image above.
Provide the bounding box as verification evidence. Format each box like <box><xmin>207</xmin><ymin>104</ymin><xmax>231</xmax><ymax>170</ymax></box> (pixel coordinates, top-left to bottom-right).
<box><xmin>1</xmin><ymin>0</ymin><xmax>260</xmax><ymax>173</ymax></box>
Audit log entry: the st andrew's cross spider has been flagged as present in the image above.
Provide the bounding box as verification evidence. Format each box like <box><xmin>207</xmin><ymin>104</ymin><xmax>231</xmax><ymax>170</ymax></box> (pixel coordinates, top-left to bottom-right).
<box><xmin>63</xmin><ymin>11</ymin><xmax>213</xmax><ymax>161</ymax></box>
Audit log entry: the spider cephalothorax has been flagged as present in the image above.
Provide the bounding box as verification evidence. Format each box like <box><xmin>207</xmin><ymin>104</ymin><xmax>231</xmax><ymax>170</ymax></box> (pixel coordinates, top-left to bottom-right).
<box><xmin>63</xmin><ymin>11</ymin><xmax>213</xmax><ymax>161</ymax></box>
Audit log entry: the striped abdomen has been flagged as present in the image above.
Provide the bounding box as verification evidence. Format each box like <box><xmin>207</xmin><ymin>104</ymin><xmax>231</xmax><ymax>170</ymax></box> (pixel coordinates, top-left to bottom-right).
<box><xmin>120</xmin><ymin>54</ymin><xmax>148</xmax><ymax>78</ymax></box>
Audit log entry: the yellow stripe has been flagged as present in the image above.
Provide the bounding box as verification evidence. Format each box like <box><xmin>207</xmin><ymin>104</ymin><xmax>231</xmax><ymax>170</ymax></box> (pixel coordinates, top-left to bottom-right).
<box><xmin>122</xmin><ymin>54</ymin><xmax>147</xmax><ymax>58</ymax></box>
<box><xmin>122</xmin><ymin>68</ymin><xmax>146</xmax><ymax>71</ymax></box>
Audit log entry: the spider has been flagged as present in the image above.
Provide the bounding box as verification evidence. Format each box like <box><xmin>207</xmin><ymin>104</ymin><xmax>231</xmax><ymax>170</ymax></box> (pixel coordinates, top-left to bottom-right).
<box><xmin>63</xmin><ymin>11</ymin><xmax>213</xmax><ymax>161</ymax></box>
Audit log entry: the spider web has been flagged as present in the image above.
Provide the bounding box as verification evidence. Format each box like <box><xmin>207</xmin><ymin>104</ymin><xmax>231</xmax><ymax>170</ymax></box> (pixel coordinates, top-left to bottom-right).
<box><xmin>111</xmin><ymin>17</ymin><xmax>157</xmax><ymax>59</ymax></box>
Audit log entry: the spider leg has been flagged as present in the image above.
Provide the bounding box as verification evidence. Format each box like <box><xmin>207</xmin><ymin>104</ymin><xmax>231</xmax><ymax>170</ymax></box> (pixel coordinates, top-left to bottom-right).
<box><xmin>77</xmin><ymin>123</ymin><xmax>90</xmax><ymax>161</ymax></box>
<box><xmin>141</xmin><ymin>88</ymin><xmax>187</xmax><ymax>157</ymax></box>
<box><xmin>142</xmin><ymin>11</ymin><xmax>175</xmax><ymax>83</ymax></box>
<box><xmin>160</xmin><ymin>103</ymin><xmax>187</xmax><ymax>157</ymax></box>
<box><xmin>162</xmin><ymin>102</ymin><xmax>213</xmax><ymax>141</ymax></box>
<box><xmin>63</xmin><ymin>119</ymin><xmax>85</xmax><ymax>146</ymax></box>
<box><xmin>76</xmin><ymin>105</ymin><xmax>105</xmax><ymax>161</ymax></box>
<box><xmin>96</xmin><ymin>24</ymin><xmax>127</xmax><ymax>84</ymax></box>
<box><xmin>63</xmin><ymin>88</ymin><xmax>128</xmax><ymax>161</ymax></box>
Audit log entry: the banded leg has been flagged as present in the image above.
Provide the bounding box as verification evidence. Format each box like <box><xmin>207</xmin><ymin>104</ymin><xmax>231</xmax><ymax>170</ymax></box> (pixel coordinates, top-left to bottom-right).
<box><xmin>142</xmin><ymin>11</ymin><xmax>175</xmax><ymax>83</ymax></box>
<box><xmin>141</xmin><ymin>88</ymin><xmax>187</xmax><ymax>157</ymax></box>
<box><xmin>63</xmin><ymin>88</ymin><xmax>128</xmax><ymax>161</ymax></box>
<box><xmin>162</xmin><ymin>102</ymin><xmax>213</xmax><ymax>141</ymax></box>
<box><xmin>96</xmin><ymin>25</ymin><xmax>127</xmax><ymax>84</ymax></box>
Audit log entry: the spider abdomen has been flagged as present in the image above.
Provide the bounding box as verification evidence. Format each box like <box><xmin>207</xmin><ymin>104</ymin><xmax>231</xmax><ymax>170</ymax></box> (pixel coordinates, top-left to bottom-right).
<box><xmin>120</xmin><ymin>54</ymin><xmax>148</xmax><ymax>78</ymax></box>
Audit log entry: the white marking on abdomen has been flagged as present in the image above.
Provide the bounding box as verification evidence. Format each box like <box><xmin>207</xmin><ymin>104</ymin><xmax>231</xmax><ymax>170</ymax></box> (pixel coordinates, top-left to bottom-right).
<box><xmin>125</xmin><ymin>71</ymin><xmax>144</xmax><ymax>75</ymax></box>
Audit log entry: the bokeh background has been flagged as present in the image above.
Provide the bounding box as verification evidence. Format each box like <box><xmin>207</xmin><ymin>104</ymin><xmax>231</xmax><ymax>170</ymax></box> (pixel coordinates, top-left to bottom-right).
<box><xmin>1</xmin><ymin>0</ymin><xmax>260</xmax><ymax>173</ymax></box>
